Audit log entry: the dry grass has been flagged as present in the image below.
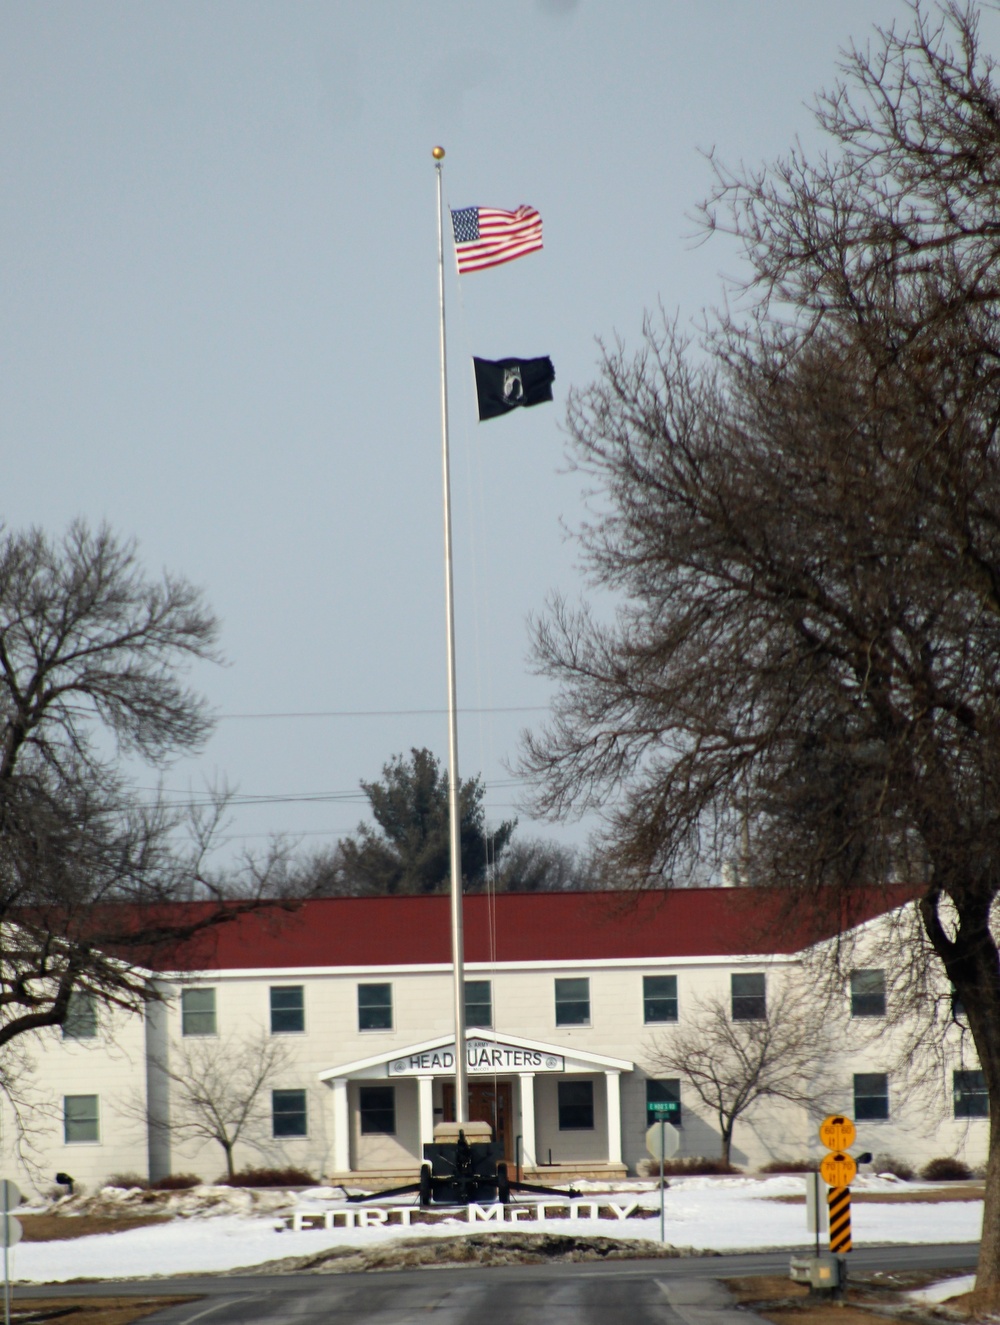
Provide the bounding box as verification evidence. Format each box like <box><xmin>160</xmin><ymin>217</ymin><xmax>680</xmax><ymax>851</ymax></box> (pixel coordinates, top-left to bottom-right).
<box><xmin>10</xmin><ymin>1296</ymin><xmax>197</xmax><ymax>1324</ymax></box>
<box><xmin>726</xmin><ymin>1275</ymin><xmax>813</xmax><ymax>1304</ymax></box>
<box><xmin>768</xmin><ymin>1185</ymin><xmax>983</xmax><ymax>1205</ymax></box>
<box><xmin>734</xmin><ymin>1305</ymin><xmax>893</xmax><ymax>1325</ymax></box>
<box><xmin>18</xmin><ymin>1215</ymin><xmax>171</xmax><ymax>1243</ymax></box>
<box><xmin>724</xmin><ymin>1274</ymin><xmax>883</xmax><ymax>1325</ymax></box>
<box><xmin>725</xmin><ymin>1268</ymin><xmax>977</xmax><ymax>1325</ymax></box>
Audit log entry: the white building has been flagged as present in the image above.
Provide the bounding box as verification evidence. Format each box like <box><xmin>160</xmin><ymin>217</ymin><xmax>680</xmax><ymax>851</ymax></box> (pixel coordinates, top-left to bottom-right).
<box><xmin>4</xmin><ymin>889</ymin><xmax>988</xmax><ymax>1195</ymax></box>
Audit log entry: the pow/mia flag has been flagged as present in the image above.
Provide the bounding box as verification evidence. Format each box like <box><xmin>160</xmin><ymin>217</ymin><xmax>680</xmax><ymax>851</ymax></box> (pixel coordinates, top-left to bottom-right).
<box><xmin>473</xmin><ymin>356</ymin><xmax>555</xmax><ymax>422</ymax></box>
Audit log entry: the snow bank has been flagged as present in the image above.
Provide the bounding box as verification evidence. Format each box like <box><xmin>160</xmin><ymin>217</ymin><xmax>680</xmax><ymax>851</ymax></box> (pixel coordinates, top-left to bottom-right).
<box><xmin>10</xmin><ymin>1175</ymin><xmax>983</xmax><ymax>1285</ymax></box>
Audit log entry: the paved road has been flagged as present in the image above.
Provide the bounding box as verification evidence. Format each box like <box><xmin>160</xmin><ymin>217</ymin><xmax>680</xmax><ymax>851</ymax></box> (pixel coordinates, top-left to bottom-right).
<box><xmin>14</xmin><ymin>1244</ymin><xmax>980</xmax><ymax>1325</ymax></box>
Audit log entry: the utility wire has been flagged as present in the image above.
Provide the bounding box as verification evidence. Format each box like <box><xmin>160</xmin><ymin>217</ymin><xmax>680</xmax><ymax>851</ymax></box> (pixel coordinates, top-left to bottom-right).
<box><xmin>216</xmin><ymin>705</ymin><xmax>548</xmax><ymax>720</ymax></box>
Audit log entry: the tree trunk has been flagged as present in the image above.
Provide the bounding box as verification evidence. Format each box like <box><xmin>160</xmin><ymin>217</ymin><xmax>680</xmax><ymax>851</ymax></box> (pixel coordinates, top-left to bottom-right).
<box><xmin>921</xmin><ymin>890</ymin><xmax>1000</xmax><ymax>1299</ymax></box>
<box><xmin>222</xmin><ymin>1140</ymin><xmax>236</xmax><ymax>1181</ymax></box>
<box><xmin>973</xmin><ymin>1115</ymin><xmax>1000</xmax><ymax>1313</ymax></box>
<box><xmin>720</xmin><ymin>1123</ymin><xmax>733</xmax><ymax>1168</ymax></box>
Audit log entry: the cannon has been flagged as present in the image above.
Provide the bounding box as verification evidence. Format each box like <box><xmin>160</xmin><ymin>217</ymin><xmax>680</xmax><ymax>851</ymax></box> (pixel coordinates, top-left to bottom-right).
<box><xmin>348</xmin><ymin>1120</ymin><xmax>580</xmax><ymax>1207</ymax></box>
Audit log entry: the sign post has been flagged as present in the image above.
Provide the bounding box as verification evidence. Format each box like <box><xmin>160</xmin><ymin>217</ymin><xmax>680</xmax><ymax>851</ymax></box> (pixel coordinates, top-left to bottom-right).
<box><xmin>805</xmin><ymin>1170</ymin><xmax>829</xmax><ymax>1256</ymax></box>
<box><xmin>645</xmin><ymin>1118</ymin><xmax>679</xmax><ymax>1244</ymax></box>
<box><xmin>818</xmin><ymin>1116</ymin><xmax>857</xmax><ymax>1256</ymax></box>
<box><xmin>0</xmin><ymin>1181</ymin><xmax>22</xmax><ymax>1325</ymax></box>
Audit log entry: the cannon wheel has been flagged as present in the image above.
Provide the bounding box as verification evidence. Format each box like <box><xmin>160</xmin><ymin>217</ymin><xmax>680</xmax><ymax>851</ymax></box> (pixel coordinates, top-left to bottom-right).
<box><xmin>497</xmin><ymin>1161</ymin><xmax>511</xmax><ymax>1205</ymax></box>
<box><xmin>419</xmin><ymin>1163</ymin><xmax>433</xmax><ymax>1207</ymax></box>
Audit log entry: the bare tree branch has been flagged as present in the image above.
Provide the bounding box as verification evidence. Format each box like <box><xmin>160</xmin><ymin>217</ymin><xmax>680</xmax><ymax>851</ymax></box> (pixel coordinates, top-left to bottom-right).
<box><xmin>147</xmin><ymin>1032</ymin><xmax>293</xmax><ymax>1180</ymax></box>
<box><xmin>646</xmin><ymin>983</ymin><xmax>829</xmax><ymax>1165</ymax></box>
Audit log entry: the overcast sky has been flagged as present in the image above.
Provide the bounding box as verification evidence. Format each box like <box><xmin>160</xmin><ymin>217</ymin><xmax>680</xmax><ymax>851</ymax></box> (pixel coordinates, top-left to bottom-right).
<box><xmin>5</xmin><ymin>2</ymin><xmax>992</xmax><ymax>872</ymax></box>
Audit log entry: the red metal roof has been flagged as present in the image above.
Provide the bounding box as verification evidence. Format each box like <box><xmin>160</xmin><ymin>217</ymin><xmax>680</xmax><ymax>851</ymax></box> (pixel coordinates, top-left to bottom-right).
<box><xmin>156</xmin><ymin>888</ymin><xmax>906</xmax><ymax>972</ymax></box>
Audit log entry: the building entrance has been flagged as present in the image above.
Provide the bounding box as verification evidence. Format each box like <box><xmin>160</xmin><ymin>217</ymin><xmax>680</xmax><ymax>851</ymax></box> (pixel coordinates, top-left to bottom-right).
<box><xmin>442</xmin><ymin>1081</ymin><xmax>513</xmax><ymax>1161</ymax></box>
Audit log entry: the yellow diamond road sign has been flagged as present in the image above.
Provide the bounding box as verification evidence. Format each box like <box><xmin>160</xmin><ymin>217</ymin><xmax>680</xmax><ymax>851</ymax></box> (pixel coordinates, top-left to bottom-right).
<box><xmin>820</xmin><ymin>1151</ymin><xmax>858</xmax><ymax>1187</ymax></box>
<box><xmin>819</xmin><ymin>1114</ymin><xmax>856</xmax><ymax>1151</ymax></box>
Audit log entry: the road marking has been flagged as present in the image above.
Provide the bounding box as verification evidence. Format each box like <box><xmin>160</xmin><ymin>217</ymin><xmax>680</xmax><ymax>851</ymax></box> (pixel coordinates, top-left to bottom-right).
<box><xmin>175</xmin><ymin>1295</ymin><xmax>261</xmax><ymax>1325</ymax></box>
<box><xmin>656</xmin><ymin>1278</ymin><xmax>699</xmax><ymax>1322</ymax></box>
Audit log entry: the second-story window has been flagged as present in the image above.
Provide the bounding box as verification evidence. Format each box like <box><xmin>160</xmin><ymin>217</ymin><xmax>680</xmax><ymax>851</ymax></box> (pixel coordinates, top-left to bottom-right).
<box><xmin>643</xmin><ymin>975</ymin><xmax>678</xmax><ymax>1024</ymax></box>
<box><xmin>555</xmin><ymin>977</ymin><xmax>590</xmax><ymax>1026</ymax></box>
<box><xmin>181</xmin><ymin>987</ymin><xmax>217</xmax><ymax>1037</ymax></box>
<box><xmin>270</xmin><ymin>986</ymin><xmax>305</xmax><ymax>1034</ymax></box>
<box><xmin>358</xmin><ymin>983</ymin><xmax>392</xmax><ymax>1031</ymax></box>
<box><xmin>850</xmin><ymin>969</ymin><xmax>886</xmax><ymax>1018</ymax></box>
<box><xmin>731</xmin><ymin>973</ymin><xmax>766</xmax><ymax>1021</ymax></box>
<box><xmin>464</xmin><ymin>980</ymin><xmax>493</xmax><ymax>1028</ymax></box>
<box><xmin>62</xmin><ymin>991</ymin><xmax>98</xmax><ymax>1040</ymax></box>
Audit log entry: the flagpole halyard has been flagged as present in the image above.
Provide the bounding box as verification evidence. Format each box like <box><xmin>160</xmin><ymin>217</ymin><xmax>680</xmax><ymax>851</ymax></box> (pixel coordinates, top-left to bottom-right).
<box><xmin>434</xmin><ymin>146</ymin><xmax>469</xmax><ymax>1126</ymax></box>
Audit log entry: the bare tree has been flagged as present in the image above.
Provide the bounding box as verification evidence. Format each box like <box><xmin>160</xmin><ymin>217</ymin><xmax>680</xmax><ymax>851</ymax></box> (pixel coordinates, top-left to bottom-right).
<box><xmin>151</xmin><ymin>1032</ymin><xmax>293</xmax><ymax>1180</ymax></box>
<box><xmin>0</xmin><ymin>520</ymin><xmax>292</xmax><ymax>1049</ymax></box>
<box><xmin>647</xmin><ymin>985</ymin><xmax>827</xmax><ymax>1166</ymax></box>
<box><xmin>520</xmin><ymin>4</ymin><xmax>1000</xmax><ymax>1303</ymax></box>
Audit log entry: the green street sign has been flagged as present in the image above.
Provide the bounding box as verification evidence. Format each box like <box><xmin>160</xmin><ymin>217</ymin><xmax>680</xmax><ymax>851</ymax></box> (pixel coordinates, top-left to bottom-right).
<box><xmin>647</xmin><ymin>1100</ymin><xmax>680</xmax><ymax>1120</ymax></box>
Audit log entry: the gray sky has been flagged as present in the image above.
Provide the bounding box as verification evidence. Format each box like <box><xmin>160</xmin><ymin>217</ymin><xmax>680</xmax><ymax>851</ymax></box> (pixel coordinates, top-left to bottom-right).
<box><xmin>3</xmin><ymin>1</ymin><xmax>985</xmax><ymax>869</ymax></box>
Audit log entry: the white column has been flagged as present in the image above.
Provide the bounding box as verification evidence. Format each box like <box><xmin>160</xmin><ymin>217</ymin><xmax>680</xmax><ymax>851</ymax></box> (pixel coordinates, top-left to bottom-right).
<box><xmin>417</xmin><ymin>1076</ymin><xmax>435</xmax><ymax>1152</ymax></box>
<box><xmin>605</xmin><ymin>1071</ymin><xmax>622</xmax><ymax>1166</ymax></box>
<box><xmin>519</xmin><ymin>1073</ymin><xmax>536</xmax><ymax>1168</ymax></box>
<box><xmin>332</xmin><ymin>1077</ymin><xmax>350</xmax><ymax>1175</ymax></box>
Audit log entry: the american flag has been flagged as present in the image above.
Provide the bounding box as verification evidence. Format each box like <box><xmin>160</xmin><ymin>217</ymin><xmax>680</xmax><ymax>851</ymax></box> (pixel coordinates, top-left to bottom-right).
<box><xmin>450</xmin><ymin>205</ymin><xmax>543</xmax><ymax>274</ymax></box>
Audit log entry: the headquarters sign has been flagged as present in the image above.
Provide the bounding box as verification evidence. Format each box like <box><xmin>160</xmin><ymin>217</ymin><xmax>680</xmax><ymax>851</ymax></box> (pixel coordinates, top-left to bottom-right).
<box><xmin>388</xmin><ymin>1039</ymin><xmax>564</xmax><ymax>1076</ymax></box>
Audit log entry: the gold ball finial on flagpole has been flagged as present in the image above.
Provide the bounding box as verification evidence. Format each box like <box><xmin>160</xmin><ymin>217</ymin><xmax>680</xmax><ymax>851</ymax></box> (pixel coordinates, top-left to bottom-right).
<box><xmin>432</xmin><ymin>146</ymin><xmax>445</xmax><ymax>160</ymax></box>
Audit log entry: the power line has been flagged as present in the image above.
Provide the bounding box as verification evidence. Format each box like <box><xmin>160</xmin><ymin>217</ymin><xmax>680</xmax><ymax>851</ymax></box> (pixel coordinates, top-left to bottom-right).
<box><xmin>216</xmin><ymin>705</ymin><xmax>549</xmax><ymax>720</ymax></box>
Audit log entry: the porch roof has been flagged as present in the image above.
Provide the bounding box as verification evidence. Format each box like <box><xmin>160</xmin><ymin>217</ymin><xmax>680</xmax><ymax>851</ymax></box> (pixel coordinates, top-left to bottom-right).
<box><xmin>319</xmin><ymin>1026</ymin><xmax>633</xmax><ymax>1081</ymax></box>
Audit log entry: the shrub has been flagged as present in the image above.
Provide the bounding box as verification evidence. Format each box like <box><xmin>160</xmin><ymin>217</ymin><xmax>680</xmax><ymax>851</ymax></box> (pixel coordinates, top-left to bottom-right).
<box><xmin>219</xmin><ymin>1167</ymin><xmax>317</xmax><ymax>1188</ymax></box>
<box><xmin>920</xmin><ymin>1157</ymin><xmax>973</xmax><ymax>1182</ymax></box>
<box><xmin>637</xmin><ymin>1156</ymin><xmax>740</xmax><ymax>1177</ymax></box>
<box><xmin>873</xmin><ymin>1153</ymin><xmax>914</xmax><ymax>1181</ymax></box>
<box><xmin>105</xmin><ymin>1173</ymin><xmax>149</xmax><ymax>1190</ymax></box>
<box><xmin>150</xmin><ymin>1174</ymin><xmax>202</xmax><ymax>1191</ymax></box>
<box><xmin>758</xmin><ymin>1159</ymin><xmax>816</xmax><ymax>1174</ymax></box>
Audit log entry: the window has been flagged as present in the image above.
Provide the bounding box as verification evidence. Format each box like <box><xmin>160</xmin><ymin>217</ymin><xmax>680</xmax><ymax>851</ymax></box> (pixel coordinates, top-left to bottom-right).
<box><xmin>731</xmin><ymin>972</ymin><xmax>766</xmax><ymax>1021</ymax></box>
<box><xmin>854</xmin><ymin>1072</ymin><xmax>889</xmax><ymax>1121</ymax></box>
<box><xmin>646</xmin><ymin>1078</ymin><xmax>682</xmax><ymax>1127</ymax></box>
<box><xmin>850</xmin><ymin>969</ymin><xmax>886</xmax><ymax>1018</ymax></box>
<box><xmin>359</xmin><ymin>1086</ymin><xmax>396</xmax><ymax>1134</ymax></box>
<box><xmin>181</xmin><ymin>987</ymin><xmax>216</xmax><ymax>1037</ymax></box>
<box><xmin>62</xmin><ymin>992</ymin><xmax>97</xmax><ymax>1040</ymax></box>
<box><xmin>63</xmin><ymin>1094</ymin><xmax>99</xmax><ymax>1144</ymax></box>
<box><xmin>954</xmin><ymin>1070</ymin><xmax>989</xmax><ymax>1119</ymax></box>
<box><xmin>558</xmin><ymin>1080</ymin><xmax>594</xmax><ymax>1130</ymax></box>
<box><xmin>270</xmin><ymin>986</ymin><xmax>305</xmax><ymax>1034</ymax></box>
<box><xmin>464</xmin><ymin>980</ymin><xmax>492</xmax><ymax>1029</ymax></box>
<box><xmin>272</xmin><ymin>1088</ymin><xmax>308</xmax><ymax>1137</ymax></box>
<box><xmin>358</xmin><ymin>983</ymin><xmax>392</xmax><ymax>1031</ymax></box>
<box><xmin>555</xmin><ymin>977</ymin><xmax>590</xmax><ymax>1026</ymax></box>
<box><xmin>643</xmin><ymin>975</ymin><xmax>678</xmax><ymax>1024</ymax></box>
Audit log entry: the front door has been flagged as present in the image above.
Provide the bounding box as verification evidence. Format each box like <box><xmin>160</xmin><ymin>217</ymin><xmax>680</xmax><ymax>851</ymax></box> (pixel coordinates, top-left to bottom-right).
<box><xmin>442</xmin><ymin>1081</ymin><xmax>514</xmax><ymax>1161</ymax></box>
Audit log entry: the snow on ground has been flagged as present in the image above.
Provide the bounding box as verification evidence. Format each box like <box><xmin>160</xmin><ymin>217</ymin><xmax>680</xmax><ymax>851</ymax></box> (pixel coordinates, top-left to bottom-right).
<box><xmin>10</xmin><ymin>1175</ymin><xmax>984</xmax><ymax>1284</ymax></box>
<box><xmin>907</xmin><ymin>1274</ymin><xmax>977</xmax><ymax>1304</ymax></box>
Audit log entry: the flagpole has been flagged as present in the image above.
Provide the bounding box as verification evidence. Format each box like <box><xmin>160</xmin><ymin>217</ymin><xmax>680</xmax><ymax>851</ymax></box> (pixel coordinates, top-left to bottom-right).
<box><xmin>433</xmin><ymin>145</ymin><xmax>468</xmax><ymax>1126</ymax></box>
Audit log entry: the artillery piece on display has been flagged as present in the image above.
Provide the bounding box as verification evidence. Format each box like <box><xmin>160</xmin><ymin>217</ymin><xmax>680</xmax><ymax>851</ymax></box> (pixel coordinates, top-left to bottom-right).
<box><xmin>348</xmin><ymin>1120</ymin><xmax>580</xmax><ymax>1207</ymax></box>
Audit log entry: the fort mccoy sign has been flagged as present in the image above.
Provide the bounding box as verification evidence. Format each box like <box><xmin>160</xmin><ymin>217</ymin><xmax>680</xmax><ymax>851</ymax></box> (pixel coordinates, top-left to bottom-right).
<box><xmin>388</xmin><ymin>1039</ymin><xmax>564</xmax><ymax>1076</ymax></box>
